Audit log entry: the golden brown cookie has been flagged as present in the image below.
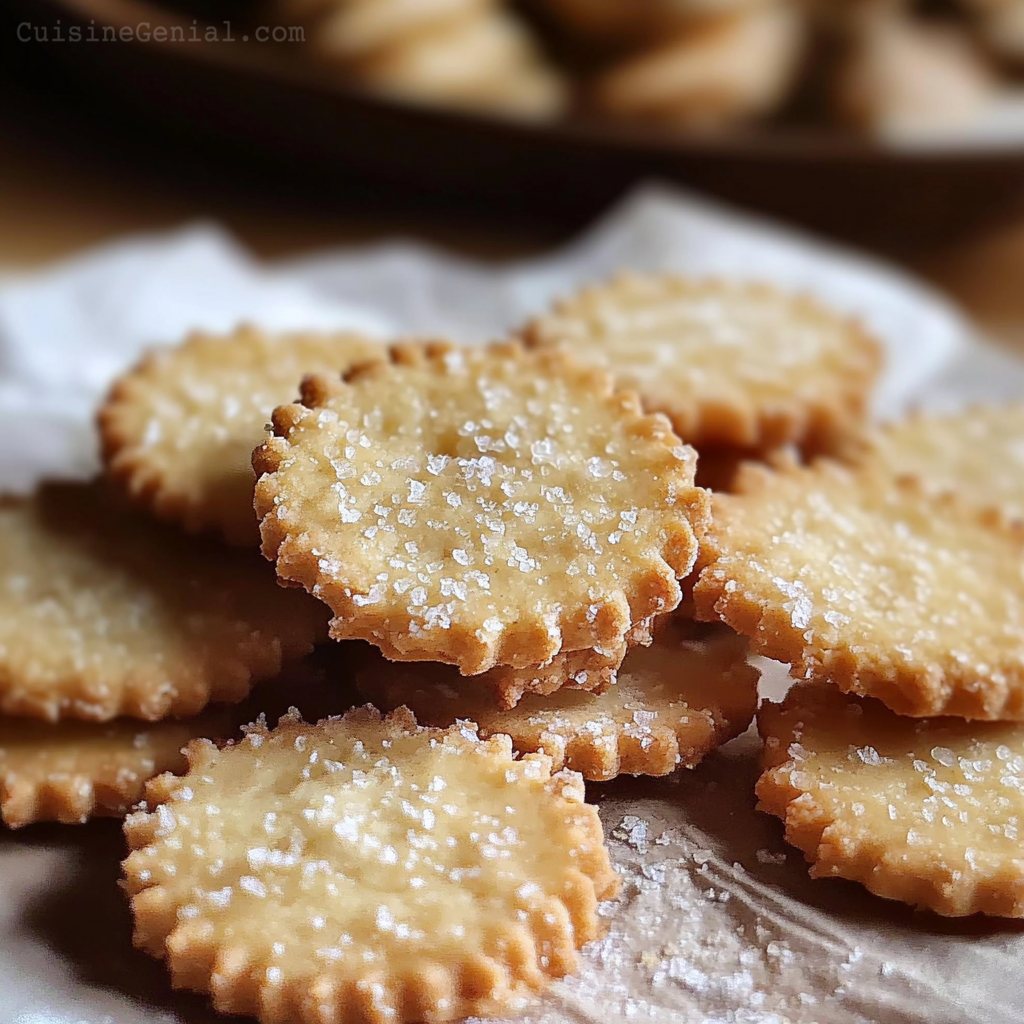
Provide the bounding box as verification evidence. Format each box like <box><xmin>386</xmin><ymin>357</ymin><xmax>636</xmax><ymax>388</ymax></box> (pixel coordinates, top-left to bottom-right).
<box><xmin>854</xmin><ymin>404</ymin><xmax>1024</xmax><ymax>520</ymax></box>
<box><xmin>694</xmin><ymin>460</ymin><xmax>1024</xmax><ymax>720</ymax></box>
<box><xmin>321</xmin><ymin>6</ymin><xmax>568</xmax><ymax>119</ymax></box>
<box><xmin>459</xmin><ymin>640</ymin><xmax>628</xmax><ymax>712</ymax></box>
<box><xmin>758</xmin><ymin>681</ymin><xmax>1024</xmax><ymax>917</ymax></box>
<box><xmin>123</xmin><ymin>706</ymin><xmax>620</xmax><ymax>1024</ymax></box>
<box><xmin>356</xmin><ymin>620</ymin><xmax>758</xmax><ymax>780</ymax></box>
<box><xmin>312</xmin><ymin>0</ymin><xmax>494</xmax><ymax>58</ymax></box>
<box><xmin>834</xmin><ymin>13</ymin><xmax>999</xmax><ymax>141</ymax></box>
<box><xmin>593</xmin><ymin>6</ymin><xmax>806</xmax><ymax>128</ymax></box>
<box><xmin>254</xmin><ymin>340</ymin><xmax>708</xmax><ymax>677</ymax></box>
<box><xmin>523</xmin><ymin>275</ymin><xmax>882</xmax><ymax>451</ymax></box>
<box><xmin>99</xmin><ymin>326</ymin><xmax>384</xmax><ymax>545</ymax></box>
<box><xmin>0</xmin><ymin>482</ymin><xmax>325</xmax><ymax>723</ymax></box>
<box><xmin>0</xmin><ymin>709</ymin><xmax>231</xmax><ymax>828</ymax></box>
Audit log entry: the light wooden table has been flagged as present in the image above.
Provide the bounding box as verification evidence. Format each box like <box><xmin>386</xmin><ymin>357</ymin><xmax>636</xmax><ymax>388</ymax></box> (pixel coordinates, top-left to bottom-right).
<box><xmin>3</xmin><ymin>108</ymin><xmax>1024</xmax><ymax>355</ymax></box>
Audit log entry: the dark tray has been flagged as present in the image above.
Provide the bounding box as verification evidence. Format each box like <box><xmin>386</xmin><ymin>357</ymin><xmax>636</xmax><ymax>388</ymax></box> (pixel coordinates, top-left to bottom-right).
<box><xmin>10</xmin><ymin>0</ymin><xmax>1024</xmax><ymax>248</ymax></box>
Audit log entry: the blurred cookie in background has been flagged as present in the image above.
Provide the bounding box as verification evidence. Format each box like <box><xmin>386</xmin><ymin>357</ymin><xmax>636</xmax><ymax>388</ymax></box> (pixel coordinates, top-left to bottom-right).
<box><xmin>281</xmin><ymin>0</ymin><xmax>569</xmax><ymax>118</ymax></box>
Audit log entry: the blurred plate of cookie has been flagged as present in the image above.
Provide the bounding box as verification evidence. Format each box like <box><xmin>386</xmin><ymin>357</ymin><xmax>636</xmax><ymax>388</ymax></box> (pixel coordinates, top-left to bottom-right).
<box><xmin>14</xmin><ymin>0</ymin><xmax>1024</xmax><ymax>244</ymax></box>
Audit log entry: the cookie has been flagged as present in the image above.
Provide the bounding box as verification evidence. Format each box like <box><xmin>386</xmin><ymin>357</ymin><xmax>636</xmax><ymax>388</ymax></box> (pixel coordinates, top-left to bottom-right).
<box><xmin>313</xmin><ymin>0</ymin><xmax>495</xmax><ymax>58</ymax></box>
<box><xmin>123</xmin><ymin>706</ymin><xmax>620</xmax><ymax>1023</ymax></box>
<box><xmin>592</xmin><ymin>6</ymin><xmax>806</xmax><ymax>127</ymax></box>
<box><xmin>356</xmin><ymin>620</ymin><xmax>759</xmax><ymax>780</ymax></box>
<box><xmin>694</xmin><ymin>460</ymin><xmax>1024</xmax><ymax>720</ymax></box>
<box><xmin>254</xmin><ymin>340</ymin><xmax>708</xmax><ymax>677</ymax></box>
<box><xmin>349</xmin><ymin>9</ymin><xmax>568</xmax><ymax>118</ymax></box>
<box><xmin>0</xmin><ymin>483</ymin><xmax>325</xmax><ymax>723</ymax></box>
<box><xmin>99</xmin><ymin>326</ymin><xmax>384</xmax><ymax>546</ymax></box>
<box><xmin>694</xmin><ymin>444</ymin><xmax>796</xmax><ymax>492</ymax></box>
<box><xmin>834</xmin><ymin>13</ymin><xmax>998</xmax><ymax>141</ymax></box>
<box><xmin>855</xmin><ymin>404</ymin><xmax>1024</xmax><ymax>520</ymax></box>
<box><xmin>758</xmin><ymin>681</ymin><xmax>1024</xmax><ymax>917</ymax></box>
<box><xmin>461</xmin><ymin>640</ymin><xmax>628</xmax><ymax>712</ymax></box>
<box><xmin>0</xmin><ymin>709</ymin><xmax>231</xmax><ymax>828</ymax></box>
<box><xmin>523</xmin><ymin>275</ymin><xmax>882</xmax><ymax>451</ymax></box>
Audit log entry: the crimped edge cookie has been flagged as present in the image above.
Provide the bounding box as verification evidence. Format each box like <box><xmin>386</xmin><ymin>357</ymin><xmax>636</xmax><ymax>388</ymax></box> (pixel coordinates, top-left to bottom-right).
<box><xmin>694</xmin><ymin>459</ymin><xmax>1024</xmax><ymax>720</ymax></box>
<box><xmin>483</xmin><ymin>639</ymin><xmax>629</xmax><ymax>710</ymax></box>
<box><xmin>98</xmin><ymin>325</ymin><xmax>383</xmax><ymax>546</ymax></box>
<box><xmin>254</xmin><ymin>340</ymin><xmax>709</xmax><ymax>676</ymax></box>
<box><xmin>356</xmin><ymin>621</ymin><xmax>758</xmax><ymax>780</ymax></box>
<box><xmin>521</xmin><ymin>274</ymin><xmax>883</xmax><ymax>452</ymax></box>
<box><xmin>122</xmin><ymin>706</ymin><xmax>620</xmax><ymax>1023</ymax></box>
<box><xmin>0</xmin><ymin>709</ymin><xmax>232</xmax><ymax>828</ymax></box>
<box><xmin>0</xmin><ymin>485</ymin><xmax>327</xmax><ymax>723</ymax></box>
<box><xmin>757</xmin><ymin>681</ymin><xmax>1024</xmax><ymax>917</ymax></box>
<box><xmin>844</xmin><ymin>402</ymin><xmax>1024</xmax><ymax>516</ymax></box>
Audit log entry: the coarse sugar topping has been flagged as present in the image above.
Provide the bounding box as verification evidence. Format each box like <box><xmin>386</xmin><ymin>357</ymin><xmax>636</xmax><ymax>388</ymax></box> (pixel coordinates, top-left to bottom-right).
<box><xmin>758</xmin><ymin>681</ymin><xmax>1024</xmax><ymax>917</ymax></box>
<box><xmin>694</xmin><ymin>460</ymin><xmax>1024</xmax><ymax>720</ymax></box>
<box><xmin>524</xmin><ymin>275</ymin><xmax>881</xmax><ymax>449</ymax></box>
<box><xmin>0</xmin><ymin>483</ymin><xmax>325</xmax><ymax>723</ymax></box>
<box><xmin>857</xmin><ymin>403</ymin><xmax>1024</xmax><ymax>520</ymax></box>
<box><xmin>123</xmin><ymin>706</ymin><xmax>619</xmax><ymax>1023</ymax></box>
<box><xmin>255</xmin><ymin>342</ymin><xmax>707</xmax><ymax>674</ymax></box>
<box><xmin>100</xmin><ymin>326</ymin><xmax>384</xmax><ymax>545</ymax></box>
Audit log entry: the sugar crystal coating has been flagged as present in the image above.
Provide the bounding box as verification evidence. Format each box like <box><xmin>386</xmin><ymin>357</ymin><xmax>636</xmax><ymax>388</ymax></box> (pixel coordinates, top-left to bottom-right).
<box><xmin>122</xmin><ymin>706</ymin><xmax>620</xmax><ymax>1024</ymax></box>
<box><xmin>362</xmin><ymin>639</ymin><xmax>633</xmax><ymax>715</ymax></box>
<box><xmin>758</xmin><ymin>681</ymin><xmax>1024</xmax><ymax>917</ymax></box>
<box><xmin>254</xmin><ymin>341</ymin><xmax>708</xmax><ymax>675</ymax></box>
<box><xmin>100</xmin><ymin>326</ymin><xmax>384</xmax><ymax>545</ymax></box>
<box><xmin>482</xmin><ymin>640</ymin><xmax>629</xmax><ymax>709</ymax></box>
<box><xmin>356</xmin><ymin>619</ymin><xmax>759</xmax><ymax>780</ymax></box>
<box><xmin>854</xmin><ymin>404</ymin><xmax>1024</xmax><ymax>520</ymax></box>
<box><xmin>0</xmin><ymin>483</ymin><xmax>326</xmax><ymax>722</ymax></box>
<box><xmin>0</xmin><ymin>709</ymin><xmax>230</xmax><ymax>828</ymax></box>
<box><xmin>694</xmin><ymin>460</ymin><xmax>1024</xmax><ymax>719</ymax></box>
<box><xmin>523</xmin><ymin>275</ymin><xmax>882</xmax><ymax>450</ymax></box>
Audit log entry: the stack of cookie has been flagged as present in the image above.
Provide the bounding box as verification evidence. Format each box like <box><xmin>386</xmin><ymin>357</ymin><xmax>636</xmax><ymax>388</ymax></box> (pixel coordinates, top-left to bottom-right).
<box><xmin>0</xmin><ymin>481</ymin><xmax>329</xmax><ymax>827</ymax></box>
<box><xmin>99</xmin><ymin>274</ymin><xmax>871</xmax><ymax>1018</ymax></box>
<box><xmin>8</xmin><ymin>325</ymin><xmax>647</xmax><ymax>1020</ymax></box>
<box><xmin>12</xmin><ymin>268</ymin><xmax>1024</xmax><ymax>1022</ymax></box>
<box><xmin>269</xmin><ymin>0</ymin><xmax>1024</xmax><ymax>137</ymax></box>
<box><xmin>279</xmin><ymin>0</ymin><xmax>568</xmax><ymax>118</ymax></box>
<box><xmin>96</xmin><ymin>276</ymin><xmax>884</xmax><ymax>1016</ymax></box>
<box><xmin>97</xmin><ymin>308</ymin><xmax>766</xmax><ymax>1020</ymax></box>
<box><xmin>517</xmin><ymin>276</ymin><xmax>1024</xmax><ymax>920</ymax></box>
<box><xmin>694</xmin><ymin>404</ymin><xmax>1024</xmax><ymax>919</ymax></box>
<box><xmin>537</xmin><ymin>0</ymin><xmax>1024</xmax><ymax>138</ymax></box>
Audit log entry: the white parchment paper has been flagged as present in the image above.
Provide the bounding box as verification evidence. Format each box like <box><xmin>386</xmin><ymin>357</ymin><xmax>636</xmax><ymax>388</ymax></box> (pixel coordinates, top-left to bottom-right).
<box><xmin>1</xmin><ymin>184</ymin><xmax>1022</xmax><ymax>1024</ymax></box>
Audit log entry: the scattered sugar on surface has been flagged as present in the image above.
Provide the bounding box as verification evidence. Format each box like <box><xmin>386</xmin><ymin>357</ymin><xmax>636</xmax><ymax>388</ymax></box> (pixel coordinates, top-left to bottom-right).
<box><xmin>480</xmin><ymin>798</ymin><xmax>884</xmax><ymax>1024</ymax></box>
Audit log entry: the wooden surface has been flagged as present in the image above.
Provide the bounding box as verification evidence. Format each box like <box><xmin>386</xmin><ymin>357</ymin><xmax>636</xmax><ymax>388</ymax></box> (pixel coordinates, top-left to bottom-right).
<box><xmin>2</xmin><ymin>99</ymin><xmax>1024</xmax><ymax>355</ymax></box>
<box><xmin>0</xmin><ymin>108</ymin><xmax>558</xmax><ymax>269</ymax></box>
